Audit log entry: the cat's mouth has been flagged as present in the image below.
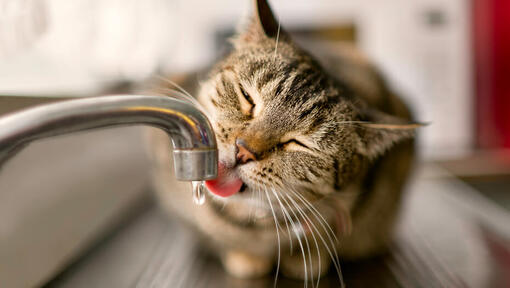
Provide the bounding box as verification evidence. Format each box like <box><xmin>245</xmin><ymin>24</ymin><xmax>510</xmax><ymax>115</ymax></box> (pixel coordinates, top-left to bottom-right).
<box><xmin>239</xmin><ymin>182</ymin><xmax>248</xmax><ymax>193</ymax></box>
<box><xmin>204</xmin><ymin>162</ymin><xmax>245</xmax><ymax>197</ymax></box>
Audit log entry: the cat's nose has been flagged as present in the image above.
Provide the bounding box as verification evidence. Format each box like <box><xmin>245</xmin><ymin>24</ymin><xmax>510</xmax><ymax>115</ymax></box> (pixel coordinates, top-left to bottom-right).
<box><xmin>235</xmin><ymin>138</ymin><xmax>257</xmax><ymax>164</ymax></box>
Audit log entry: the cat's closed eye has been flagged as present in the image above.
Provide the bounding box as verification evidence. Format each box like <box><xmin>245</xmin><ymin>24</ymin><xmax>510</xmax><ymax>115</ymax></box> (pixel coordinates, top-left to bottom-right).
<box><xmin>279</xmin><ymin>138</ymin><xmax>313</xmax><ymax>153</ymax></box>
<box><xmin>238</xmin><ymin>84</ymin><xmax>255</xmax><ymax>116</ymax></box>
<box><xmin>279</xmin><ymin>133</ymin><xmax>319</xmax><ymax>152</ymax></box>
<box><xmin>281</xmin><ymin>139</ymin><xmax>308</xmax><ymax>148</ymax></box>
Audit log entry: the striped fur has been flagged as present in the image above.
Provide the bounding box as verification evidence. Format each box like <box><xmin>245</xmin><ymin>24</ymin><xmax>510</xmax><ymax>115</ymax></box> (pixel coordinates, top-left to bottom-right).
<box><xmin>149</xmin><ymin>0</ymin><xmax>418</xmax><ymax>282</ymax></box>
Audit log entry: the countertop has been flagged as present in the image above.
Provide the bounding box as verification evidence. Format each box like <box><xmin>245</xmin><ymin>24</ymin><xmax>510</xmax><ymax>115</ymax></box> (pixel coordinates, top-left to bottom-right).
<box><xmin>45</xmin><ymin>165</ymin><xmax>510</xmax><ymax>288</ymax></box>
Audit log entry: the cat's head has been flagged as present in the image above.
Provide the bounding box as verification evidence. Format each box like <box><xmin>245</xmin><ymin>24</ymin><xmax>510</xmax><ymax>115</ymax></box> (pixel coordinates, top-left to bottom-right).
<box><xmin>199</xmin><ymin>0</ymin><xmax>416</xmax><ymax>207</ymax></box>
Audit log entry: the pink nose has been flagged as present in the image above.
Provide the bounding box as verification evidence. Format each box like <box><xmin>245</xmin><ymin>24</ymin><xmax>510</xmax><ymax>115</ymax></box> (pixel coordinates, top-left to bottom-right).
<box><xmin>236</xmin><ymin>139</ymin><xmax>256</xmax><ymax>164</ymax></box>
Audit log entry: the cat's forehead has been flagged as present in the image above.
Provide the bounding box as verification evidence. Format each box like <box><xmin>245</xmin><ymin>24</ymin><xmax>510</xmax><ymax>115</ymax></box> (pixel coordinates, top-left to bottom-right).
<box><xmin>223</xmin><ymin>48</ymin><xmax>324</xmax><ymax>100</ymax></box>
<box><xmin>206</xmin><ymin>43</ymin><xmax>356</xmax><ymax>136</ymax></box>
<box><xmin>234</xmin><ymin>45</ymin><xmax>309</xmax><ymax>75</ymax></box>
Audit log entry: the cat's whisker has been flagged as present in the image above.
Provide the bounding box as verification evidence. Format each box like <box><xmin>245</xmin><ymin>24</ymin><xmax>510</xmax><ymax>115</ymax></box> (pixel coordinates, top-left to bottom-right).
<box><xmin>154</xmin><ymin>74</ymin><xmax>196</xmax><ymax>103</ymax></box>
<box><xmin>288</xmin><ymin>188</ymin><xmax>341</xmax><ymax>261</ymax></box>
<box><xmin>152</xmin><ymin>75</ymin><xmax>212</xmax><ymax>119</ymax></box>
<box><xmin>220</xmin><ymin>199</ymin><xmax>228</xmax><ymax>212</ymax></box>
<box><xmin>271</xmin><ymin>184</ymin><xmax>311</xmax><ymax>272</ymax></box>
<box><xmin>288</xmin><ymin>186</ymin><xmax>341</xmax><ymax>253</ymax></box>
<box><xmin>285</xmin><ymin>194</ymin><xmax>314</xmax><ymax>287</ymax></box>
<box><xmin>260</xmin><ymin>185</ymin><xmax>268</xmax><ymax>218</ymax></box>
<box><xmin>275</xmin><ymin>187</ymin><xmax>317</xmax><ymax>288</ymax></box>
<box><xmin>154</xmin><ymin>86</ymin><xmax>214</xmax><ymax>122</ymax></box>
<box><xmin>273</xmin><ymin>17</ymin><xmax>281</xmax><ymax>60</ymax></box>
<box><xmin>337</xmin><ymin>120</ymin><xmax>425</xmax><ymax>130</ymax></box>
<box><xmin>256</xmin><ymin>185</ymin><xmax>264</xmax><ymax>219</ymax></box>
<box><xmin>262</xmin><ymin>185</ymin><xmax>281</xmax><ymax>288</ymax></box>
<box><xmin>292</xmin><ymin>211</ymin><xmax>343</xmax><ymax>288</ymax></box>
<box><xmin>269</xmin><ymin>186</ymin><xmax>309</xmax><ymax>288</ymax></box>
<box><xmin>152</xmin><ymin>86</ymin><xmax>196</xmax><ymax>105</ymax></box>
<box><xmin>269</xmin><ymin>183</ymin><xmax>293</xmax><ymax>252</ymax></box>
<box><xmin>152</xmin><ymin>87</ymin><xmax>199</xmax><ymax>107</ymax></box>
<box><xmin>285</xmin><ymin>188</ymin><xmax>340</xmax><ymax>269</ymax></box>
<box><xmin>287</xmin><ymin>187</ymin><xmax>345</xmax><ymax>287</ymax></box>
<box><xmin>337</xmin><ymin>120</ymin><xmax>372</xmax><ymax>125</ymax></box>
<box><xmin>279</xmin><ymin>189</ymin><xmax>324</xmax><ymax>288</ymax></box>
<box><xmin>248</xmin><ymin>184</ymin><xmax>257</xmax><ymax>221</ymax></box>
<box><xmin>287</xmin><ymin>190</ymin><xmax>329</xmax><ymax>287</ymax></box>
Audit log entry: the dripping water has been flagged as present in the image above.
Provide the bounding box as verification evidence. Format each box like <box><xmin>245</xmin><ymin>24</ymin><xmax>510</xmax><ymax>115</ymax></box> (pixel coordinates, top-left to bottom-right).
<box><xmin>192</xmin><ymin>181</ymin><xmax>206</xmax><ymax>205</ymax></box>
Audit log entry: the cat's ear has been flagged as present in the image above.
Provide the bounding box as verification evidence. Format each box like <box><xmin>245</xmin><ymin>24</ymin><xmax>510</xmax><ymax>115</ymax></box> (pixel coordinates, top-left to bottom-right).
<box><xmin>253</xmin><ymin>0</ymin><xmax>280</xmax><ymax>38</ymax></box>
<box><xmin>355</xmin><ymin>108</ymin><xmax>424</xmax><ymax>158</ymax></box>
<box><xmin>236</xmin><ymin>0</ymin><xmax>285</xmax><ymax>44</ymax></box>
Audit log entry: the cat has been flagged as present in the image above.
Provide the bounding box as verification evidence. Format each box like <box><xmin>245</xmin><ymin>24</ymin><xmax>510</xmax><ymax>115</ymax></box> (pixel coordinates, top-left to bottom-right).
<box><xmin>148</xmin><ymin>0</ymin><xmax>419</xmax><ymax>283</ymax></box>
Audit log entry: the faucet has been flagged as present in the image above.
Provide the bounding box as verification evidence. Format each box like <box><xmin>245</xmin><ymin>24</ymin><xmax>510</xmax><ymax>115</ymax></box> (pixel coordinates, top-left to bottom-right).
<box><xmin>0</xmin><ymin>95</ymin><xmax>217</xmax><ymax>181</ymax></box>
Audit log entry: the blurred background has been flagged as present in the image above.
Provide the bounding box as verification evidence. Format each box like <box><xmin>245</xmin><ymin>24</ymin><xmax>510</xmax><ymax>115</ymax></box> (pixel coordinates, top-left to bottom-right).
<box><xmin>0</xmin><ymin>0</ymin><xmax>476</xmax><ymax>158</ymax></box>
<box><xmin>0</xmin><ymin>0</ymin><xmax>509</xmax><ymax>287</ymax></box>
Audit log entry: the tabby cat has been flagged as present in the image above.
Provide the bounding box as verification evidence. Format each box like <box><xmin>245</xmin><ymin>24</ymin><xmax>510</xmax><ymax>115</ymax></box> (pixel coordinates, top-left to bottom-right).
<box><xmin>148</xmin><ymin>0</ymin><xmax>418</xmax><ymax>283</ymax></box>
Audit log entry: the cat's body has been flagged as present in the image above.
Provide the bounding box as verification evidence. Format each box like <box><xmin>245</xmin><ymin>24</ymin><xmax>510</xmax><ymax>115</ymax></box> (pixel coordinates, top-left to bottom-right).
<box><xmin>148</xmin><ymin>0</ymin><xmax>417</xmax><ymax>281</ymax></box>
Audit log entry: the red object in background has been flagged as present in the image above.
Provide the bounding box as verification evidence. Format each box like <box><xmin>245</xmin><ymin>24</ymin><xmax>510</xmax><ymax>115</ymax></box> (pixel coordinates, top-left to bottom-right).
<box><xmin>474</xmin><ymin>0</ymin><xmax>510</xmax><ymax>149</ymax></box>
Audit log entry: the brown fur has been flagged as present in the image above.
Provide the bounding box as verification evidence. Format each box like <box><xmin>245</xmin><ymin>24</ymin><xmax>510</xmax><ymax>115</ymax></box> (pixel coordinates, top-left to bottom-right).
<box><xmin>147</xmin><ymin>0</ymin><xmax>418</xmax><ymax>283</ymax></box>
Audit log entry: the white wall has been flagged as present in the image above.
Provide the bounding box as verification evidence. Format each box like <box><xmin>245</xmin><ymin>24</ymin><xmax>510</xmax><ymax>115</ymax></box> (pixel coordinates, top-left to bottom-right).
<box><xmin>0</xmin><ymin>0</ymin><xmax>473</xmax><ymax>159</ymax></box>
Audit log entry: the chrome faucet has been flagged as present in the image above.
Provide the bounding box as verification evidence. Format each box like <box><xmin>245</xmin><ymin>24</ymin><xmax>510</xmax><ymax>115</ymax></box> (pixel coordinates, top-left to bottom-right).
<box><xmin>0</xmin><ymin>95</ymin><xmax>217</xmax><ymax>181</ymax></box>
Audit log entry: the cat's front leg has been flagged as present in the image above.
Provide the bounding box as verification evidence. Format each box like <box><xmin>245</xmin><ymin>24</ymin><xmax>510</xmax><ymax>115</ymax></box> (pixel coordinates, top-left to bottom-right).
<box><xmin>221</xmin><ymin>250</ymin><xmax>273</xmax><ymax>278</ymax></box>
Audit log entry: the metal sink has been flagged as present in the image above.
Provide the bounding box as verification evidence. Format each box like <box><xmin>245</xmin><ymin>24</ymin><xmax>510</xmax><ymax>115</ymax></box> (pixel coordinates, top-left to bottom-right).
<box><xmin>43</xmin><ymin>165</ymin><xmax>510</xmax><ymax>288</ymax></box>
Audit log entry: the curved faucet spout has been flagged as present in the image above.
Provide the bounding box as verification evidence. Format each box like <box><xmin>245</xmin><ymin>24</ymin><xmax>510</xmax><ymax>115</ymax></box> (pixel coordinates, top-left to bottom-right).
<box><xmin>0</xmin><ymin>95</ymin><xmax>217</xmax><ymax>181</ymax></box>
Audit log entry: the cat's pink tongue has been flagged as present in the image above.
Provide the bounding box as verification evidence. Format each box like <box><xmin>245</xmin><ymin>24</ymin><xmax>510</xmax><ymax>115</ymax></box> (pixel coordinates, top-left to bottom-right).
<box><xmin>205</xmin><ymin>162</ymin><xmax>243</xmax><ymax>197</ymax></box>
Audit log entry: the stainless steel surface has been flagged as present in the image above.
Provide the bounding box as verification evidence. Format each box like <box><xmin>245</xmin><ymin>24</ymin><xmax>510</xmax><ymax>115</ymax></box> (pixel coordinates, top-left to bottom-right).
<box><xmin>0</xmin><ymin>127</ymin><xmax>152</xmax><ymax>288</ymax></box>
<box><xmin>173</xmin><ymin>150</ymin><xmax>218</xmax><ymax>181</ymax></box>
<box><xmin>47</xmin><ymin>165</ymin><xmax>510</xmax><ymax>288</ymax></box>
<box><xmin>0</xmin><ymin>95</ymin><xmax>217</xmax><ymax>181</ymax></box>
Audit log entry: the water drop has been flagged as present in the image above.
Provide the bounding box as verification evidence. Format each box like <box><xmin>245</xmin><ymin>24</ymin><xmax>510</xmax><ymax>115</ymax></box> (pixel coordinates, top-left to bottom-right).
<box><xmin>192</xmin><ymin>181</ymin><xmax>206</xmax><ymax>205</ymax></box>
